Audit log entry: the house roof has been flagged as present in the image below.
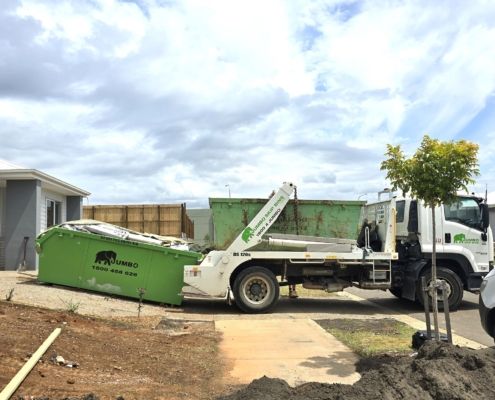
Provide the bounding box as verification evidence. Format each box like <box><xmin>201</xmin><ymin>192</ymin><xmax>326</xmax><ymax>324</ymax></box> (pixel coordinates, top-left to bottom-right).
<box><xmin>0</xmin><ymin>159</ymin><xmax>90</xmax><ymax>197</ymax></box>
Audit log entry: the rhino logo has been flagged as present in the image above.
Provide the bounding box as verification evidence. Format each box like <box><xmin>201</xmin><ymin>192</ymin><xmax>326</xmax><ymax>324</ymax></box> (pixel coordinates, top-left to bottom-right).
<box><xmin>453</xmin><ymin>234</ymin><xmax>465</xmax><ymax>244</ymax></box>
<box><xmin>94</xmin><ymin>250</ymin><xmax>117</xmax><ymax>265</ymax></box>
<box><xmin>241</xmin><ymin>227</ymin><xmax>254</xmax><ymax>243</ymax></box>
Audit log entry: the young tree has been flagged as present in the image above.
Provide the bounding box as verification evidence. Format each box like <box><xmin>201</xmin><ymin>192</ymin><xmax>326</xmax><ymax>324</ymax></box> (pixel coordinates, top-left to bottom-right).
<box><xmin>381</xmin><ymin>135</ymin><xmax>479</xmax><ymax>339</ymax></box>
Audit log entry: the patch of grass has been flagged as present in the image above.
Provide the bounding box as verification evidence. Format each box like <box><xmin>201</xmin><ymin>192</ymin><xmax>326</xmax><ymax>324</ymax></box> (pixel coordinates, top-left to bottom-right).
<box><xmin>5</xmin><ymin>287</ymin><xmax>15</xmax><ymax>301</ymax></box>
<box><xmin>59</xmin><ymin>297</ymin><xmax>81</xmax><ymax>314</ymax></box>
<box><xmin>137</xmin><ymin>287</ymin><xmax>146</xmax><ymax>318</ymax></box>
<box><xmin>318</xmin><ymin>318</ymin><xmax>416</xmax><ymax>357</ymax></box>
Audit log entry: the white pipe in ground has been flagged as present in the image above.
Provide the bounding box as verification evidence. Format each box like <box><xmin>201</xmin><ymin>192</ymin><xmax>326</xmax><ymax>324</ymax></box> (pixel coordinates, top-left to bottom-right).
<box><xmin>0</xmin><ymin>327</ymin><xmax>62</xmax><ymax>400</ymax></box>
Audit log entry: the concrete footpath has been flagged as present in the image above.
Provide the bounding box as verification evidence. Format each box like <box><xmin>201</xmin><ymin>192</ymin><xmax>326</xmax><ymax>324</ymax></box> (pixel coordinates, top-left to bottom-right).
<box><xmin>215</xmin><ymin>318</ymin><xmax>360</xmax><ymax>387</ymax></box>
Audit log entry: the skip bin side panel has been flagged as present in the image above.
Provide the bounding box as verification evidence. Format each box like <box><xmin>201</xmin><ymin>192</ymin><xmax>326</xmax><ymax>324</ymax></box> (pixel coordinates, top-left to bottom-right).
<box><xmin>80</xmin><ymin>236</ymin><xmax>149</xmax><ymax>299</ymax></box>
<box><xmin>143</xmin><ymin>250</ymin><xmax>196</xmax><ymax>305</ymax></box>
<box><xmin>37</xmin><ymin>229</ymin><xmax>87</xmax><ymax>287</ymax></box>
<box><xmin>210</xmin><ymin>198</ymin><xmax>365</xmax><ymax>249</ymax></box>
<box><xmin>38</xmin><ymin>228</ymin><xmax>202</xmax><ymax>305</ymax></box>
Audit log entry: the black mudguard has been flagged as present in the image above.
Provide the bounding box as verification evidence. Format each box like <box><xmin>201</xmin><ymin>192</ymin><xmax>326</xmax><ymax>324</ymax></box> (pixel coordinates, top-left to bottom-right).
<box><xmin>400</xmin><ymin>259</ymin><xmax>428</xmax><ymax>301</ymax></box>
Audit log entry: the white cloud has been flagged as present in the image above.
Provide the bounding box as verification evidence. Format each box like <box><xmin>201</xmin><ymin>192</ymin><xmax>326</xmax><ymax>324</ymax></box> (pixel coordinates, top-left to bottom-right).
<box><xmin>1</xmin><ymin>0</ymin><xmax>495</xmax><ymax>207</ymax></box>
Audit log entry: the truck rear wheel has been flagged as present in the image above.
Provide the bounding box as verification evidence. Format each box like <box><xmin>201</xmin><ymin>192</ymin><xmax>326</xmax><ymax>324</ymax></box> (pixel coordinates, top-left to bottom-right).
<box><xmin>233</xmin><ymin>267</ymin><xmax>279</xmax><ymax>313</ymax></box>
<box><xmin>416</xmin><ymin>267</ymin><xmax>463</xmax><ymax>311</ymax></box>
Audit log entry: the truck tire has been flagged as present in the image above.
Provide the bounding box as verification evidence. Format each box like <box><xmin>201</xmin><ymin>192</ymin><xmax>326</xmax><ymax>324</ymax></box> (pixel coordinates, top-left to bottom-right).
<box><xmin>233</xmin><ymin>267</ymin><xmax>280</xmax><ymax>313</ymax></box>
<box><xmin>416</xmin><ymin>267</ymin><xmax>463</xmax><ymax>311</ymax></box>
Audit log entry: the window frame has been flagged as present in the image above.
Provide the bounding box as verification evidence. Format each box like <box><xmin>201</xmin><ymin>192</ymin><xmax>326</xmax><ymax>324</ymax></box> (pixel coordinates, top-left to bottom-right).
<box><xmin>395</xmin><ymin>200</ymin><xmax>405</xmax><ymax>223</ymax></box>
<box><xmin>46</xmin><ymin>199</ymin><xmax>62</xmax><ymax>228</ymax></box>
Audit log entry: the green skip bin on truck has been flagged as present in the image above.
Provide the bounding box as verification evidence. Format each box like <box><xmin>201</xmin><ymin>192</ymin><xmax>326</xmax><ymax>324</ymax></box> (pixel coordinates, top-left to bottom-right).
<box><xmin>36</xmin><ymin>222</ymin><xmax>202</xmax><ymax>305</ymax></box>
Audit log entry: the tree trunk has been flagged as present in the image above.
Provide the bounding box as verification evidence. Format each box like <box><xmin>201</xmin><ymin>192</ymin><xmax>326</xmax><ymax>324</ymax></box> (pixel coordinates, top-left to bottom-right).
<box><xmin>431</xmin><ymin>205</ymin><xmax>440</xmax><ymax>340</ymax></box>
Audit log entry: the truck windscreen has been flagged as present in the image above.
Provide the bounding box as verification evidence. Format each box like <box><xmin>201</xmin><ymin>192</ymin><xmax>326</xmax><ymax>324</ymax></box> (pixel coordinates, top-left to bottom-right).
<box><xmin>444</xmin><ymin>197</ymin><xmax>481</xmax><ymax>230</ymax></box>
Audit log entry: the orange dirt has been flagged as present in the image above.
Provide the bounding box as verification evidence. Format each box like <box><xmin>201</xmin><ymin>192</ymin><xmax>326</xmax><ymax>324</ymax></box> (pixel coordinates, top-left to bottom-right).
<box><xmin>0</xmin><ymin>301</ymin><xmax>230</xmax><ymax>400</ymax></box>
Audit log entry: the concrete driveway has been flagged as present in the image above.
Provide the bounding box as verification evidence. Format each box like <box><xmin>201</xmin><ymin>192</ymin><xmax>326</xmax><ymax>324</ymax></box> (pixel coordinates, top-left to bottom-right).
<box><xmin>216</xmin><ymin>318</ymin><xmax>360</xmax><ymax>386</ymax></box>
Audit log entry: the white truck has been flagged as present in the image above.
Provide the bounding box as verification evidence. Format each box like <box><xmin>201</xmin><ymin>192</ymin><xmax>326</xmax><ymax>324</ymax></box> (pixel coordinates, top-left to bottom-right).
<box><xmin>183</xmin><ymin>182</ymin><xmax>493</xmax><ymax>313</ymax></box>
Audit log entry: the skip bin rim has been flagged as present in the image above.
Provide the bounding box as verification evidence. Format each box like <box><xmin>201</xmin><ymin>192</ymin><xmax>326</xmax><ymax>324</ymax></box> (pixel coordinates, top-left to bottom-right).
<box><xmin>36</xmin><ymin>227</ymin><xmax>202</xmax><ymax>260</ymax></box>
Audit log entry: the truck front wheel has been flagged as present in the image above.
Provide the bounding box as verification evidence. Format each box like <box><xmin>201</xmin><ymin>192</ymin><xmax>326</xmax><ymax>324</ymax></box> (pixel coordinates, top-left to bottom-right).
<box><xmin>416</xmin><ymin>267</ymin><xmax>463</xmax><ymax>311</ymax></box>
<box><xmin>233</xmin><ymin>267</ymin><xmax>280</xmax><ymax>313</ymax></box>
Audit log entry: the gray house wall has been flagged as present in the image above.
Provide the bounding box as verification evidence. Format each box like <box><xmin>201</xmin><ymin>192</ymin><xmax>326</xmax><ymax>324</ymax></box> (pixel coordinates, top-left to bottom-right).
<box><xmin>5</xmin><ymin>179</ymin><xmax>41</xmax><ymax>270</ymax></box>
<box><xmin>67</xmin><ymin>196</ymin><xmax>83</xmax><ymax>221</ymax></box>
<box><xmin>187</xmin><ymin>209</ymin><xmax>214</xmax><ymax>245</ymax></box>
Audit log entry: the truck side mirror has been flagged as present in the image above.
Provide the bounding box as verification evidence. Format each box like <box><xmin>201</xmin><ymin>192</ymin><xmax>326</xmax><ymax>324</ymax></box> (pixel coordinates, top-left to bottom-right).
<box><xmin>480</xmin><ymin>203</ymin><xmax>490</xmax><ymax>230</ymax></box>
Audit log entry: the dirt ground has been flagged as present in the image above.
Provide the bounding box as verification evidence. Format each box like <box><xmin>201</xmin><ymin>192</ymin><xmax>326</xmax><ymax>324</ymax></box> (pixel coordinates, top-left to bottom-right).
<box><xmin>220</xmin><ymin>341</ymin><xmax>495</xmax><ymax>400</ymax></box>
<box><xmin>2</xmin><ymin>273</ymin><xmax>494</xmax><ymax>400</ymax></box>
<box><xmin>0</xmin><ymin>301</ymin><xmax>231</xmax><ymax>400</ymax></box>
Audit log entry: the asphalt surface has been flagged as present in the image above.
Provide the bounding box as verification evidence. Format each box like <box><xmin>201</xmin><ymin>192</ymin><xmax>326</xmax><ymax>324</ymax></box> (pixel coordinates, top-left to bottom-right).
<box><xmin>180</xmin><ymin>288</ymin><xmax>494</xmax><ymax>347</ymax></box>
<box><xmin>346</xmin><ymin>287</ymin><xmax>495</xmax><ymax>347</ymax></box>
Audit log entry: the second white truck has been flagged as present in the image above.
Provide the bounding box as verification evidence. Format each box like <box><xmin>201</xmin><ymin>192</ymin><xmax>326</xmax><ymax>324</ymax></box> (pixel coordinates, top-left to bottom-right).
<box><xmin>183</xmin><ymin>182</ymin><xmax>493</xmax><ymax>313</ymax></box>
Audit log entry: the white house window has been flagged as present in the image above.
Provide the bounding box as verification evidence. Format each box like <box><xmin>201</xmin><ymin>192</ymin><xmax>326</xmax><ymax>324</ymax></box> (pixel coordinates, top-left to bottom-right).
<box><xmin>47</xmin><ymin>199</ymin><xmax>61</xmax><ymax>228</ymax></box>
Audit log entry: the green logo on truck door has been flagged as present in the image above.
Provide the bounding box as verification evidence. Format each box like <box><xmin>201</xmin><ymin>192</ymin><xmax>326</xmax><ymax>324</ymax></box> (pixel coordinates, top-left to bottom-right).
<box><xmin>453</xmin><ymin>233</ymin><xmax>479</xmax><ymax>244</ymax></box>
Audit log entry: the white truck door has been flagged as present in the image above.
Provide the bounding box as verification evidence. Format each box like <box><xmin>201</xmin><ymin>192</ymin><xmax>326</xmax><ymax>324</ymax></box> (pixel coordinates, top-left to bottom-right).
<box><xmin>442</xmin><ymin>197</ymin><xmax>489</xmax><ymax>272</ymax></box>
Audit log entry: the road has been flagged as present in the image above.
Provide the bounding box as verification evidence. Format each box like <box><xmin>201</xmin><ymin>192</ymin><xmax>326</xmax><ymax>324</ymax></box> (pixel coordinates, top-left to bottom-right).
<box><xmin>180</xmin><ymin>288</ymin><xmax>494</xmax><ymax>347</ymax></box>
<box><xmin>347</xmin><ymin>287</ymin><xmax>494</xmax><ymax>347</ymax></box>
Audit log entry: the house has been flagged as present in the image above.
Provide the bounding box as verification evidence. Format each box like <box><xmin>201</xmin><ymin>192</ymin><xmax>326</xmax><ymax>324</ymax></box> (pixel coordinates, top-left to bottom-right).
<box><xmin>0</xmin><ymin>160</ymin><xmax>90</xmax><ymax>270</ymax></box>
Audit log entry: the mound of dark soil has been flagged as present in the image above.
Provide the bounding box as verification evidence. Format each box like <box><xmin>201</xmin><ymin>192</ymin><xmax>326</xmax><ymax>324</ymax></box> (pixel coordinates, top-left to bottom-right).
<box><xmin>219</xmin><ymin>341</ymin><xmax>495</xmax><ymax>400</ymax></box>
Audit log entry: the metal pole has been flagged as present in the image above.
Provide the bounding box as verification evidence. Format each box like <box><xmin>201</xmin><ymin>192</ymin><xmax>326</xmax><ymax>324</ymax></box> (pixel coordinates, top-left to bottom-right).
<box><xmin>422</xmin><ymin>276</ymin><xmax>432</xmax><ymax>340</ymax></box>
<box><xmin>441</xmin><ymin>281</ymin><xmax>453</xmax><ymax>344</ymax></box>
<box><xmin>431</xmin><ymin>282</ymin><xmax>440</xmax><ymax>341</ymax></box>
<box><xmin>431</xmin><ymin>206</ymin><xmax>440</xmax><ymax>341</ymax></box>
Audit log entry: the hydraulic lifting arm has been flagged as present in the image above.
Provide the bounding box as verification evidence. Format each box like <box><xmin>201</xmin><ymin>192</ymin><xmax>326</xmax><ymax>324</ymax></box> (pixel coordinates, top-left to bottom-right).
<box><xmin>226</xmin><ymin>182</ymin><xmax>295</xmax><ymax>253</ymax></box>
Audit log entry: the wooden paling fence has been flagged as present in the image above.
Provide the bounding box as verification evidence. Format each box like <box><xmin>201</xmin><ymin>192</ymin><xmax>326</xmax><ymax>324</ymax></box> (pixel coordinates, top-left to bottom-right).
<box><xmin>83</xmin><ymin>204</ymin><xmax>194</xmax><ymax>238</ymax></box>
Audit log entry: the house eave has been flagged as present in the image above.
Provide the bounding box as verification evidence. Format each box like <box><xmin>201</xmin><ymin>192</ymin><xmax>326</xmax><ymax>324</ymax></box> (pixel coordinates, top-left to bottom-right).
<box><xmin>0</xmin><ymin>169</ymin><xmax>90</xmax><ymax>197</ymax></box>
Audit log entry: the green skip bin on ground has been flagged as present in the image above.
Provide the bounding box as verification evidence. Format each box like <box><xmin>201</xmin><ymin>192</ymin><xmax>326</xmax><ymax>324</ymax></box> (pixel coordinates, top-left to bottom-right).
<box><xmin>36</xmin><ymin>226</ymin><xmax>202</xmax><ymax>305</ymax></box>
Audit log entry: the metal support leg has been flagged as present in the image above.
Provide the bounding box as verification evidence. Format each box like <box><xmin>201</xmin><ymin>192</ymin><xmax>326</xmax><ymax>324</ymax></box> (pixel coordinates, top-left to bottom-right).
<box><xmin>422</xmin><ymin>276</ymin><xmax>432</xmax><ymax>340</ymax></box>
<box><xmin>430</xmin><ymin>280</ymin><xmax>440</xmax><ymax>341</ymax></box>
<box><xmin>441</xmin><ymin>281</ymin><xmax>453</xmax><ymax>344</ymax></box>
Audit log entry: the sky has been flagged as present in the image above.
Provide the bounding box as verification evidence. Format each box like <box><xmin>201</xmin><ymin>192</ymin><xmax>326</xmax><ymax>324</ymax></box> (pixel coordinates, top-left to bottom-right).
<box><xmin>1</xmin><ymin>0</ymin><xmax>495</xmax><ymax>208</ymax></box>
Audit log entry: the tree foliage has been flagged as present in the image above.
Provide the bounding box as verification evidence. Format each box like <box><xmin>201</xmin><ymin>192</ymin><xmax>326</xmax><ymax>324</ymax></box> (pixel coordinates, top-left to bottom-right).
<box><xmin>380</xmin><ymin>135</ymin><xmax>479</xmax><ymax>207</ymax></box>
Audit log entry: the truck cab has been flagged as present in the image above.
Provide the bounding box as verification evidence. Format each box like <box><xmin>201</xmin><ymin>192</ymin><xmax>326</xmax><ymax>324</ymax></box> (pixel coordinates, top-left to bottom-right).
<box><xmin>363</xmin><ymin>194</ymin><xmax>493</xmax><ymax>309</ymax></box>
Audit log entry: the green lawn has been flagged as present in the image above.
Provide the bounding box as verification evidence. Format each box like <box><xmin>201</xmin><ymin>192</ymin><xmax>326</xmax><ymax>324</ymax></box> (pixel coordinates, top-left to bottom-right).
<box><xmin>317</xmin><ymin>318</ymin><xmax>417</xmax><ymax>357</ymax></box>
